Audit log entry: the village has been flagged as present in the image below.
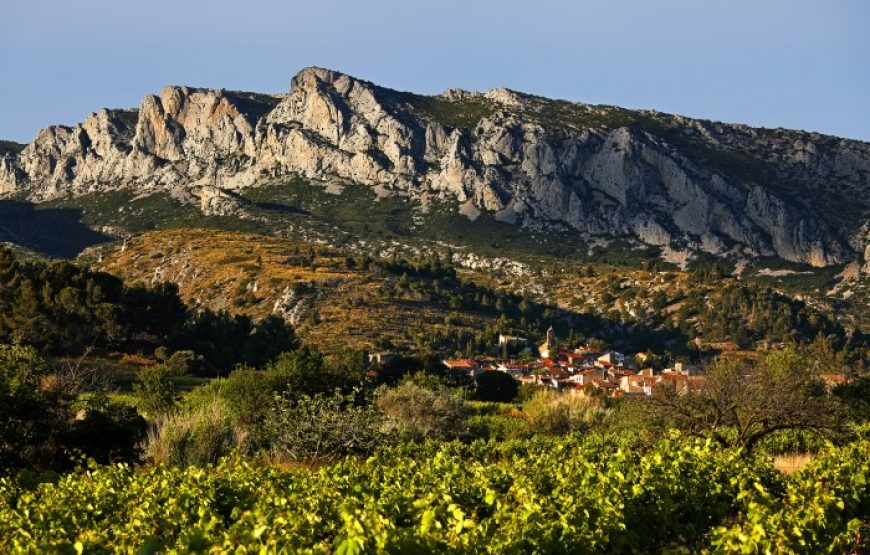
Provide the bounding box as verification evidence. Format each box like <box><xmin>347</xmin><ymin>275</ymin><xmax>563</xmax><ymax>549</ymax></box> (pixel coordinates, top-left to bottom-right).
<box><xmin>439</xmin><ymin>326</ymin><xmax>855</xmax><ymax>398</ymax></box>
<box><xmin>442</xmin><ymin>327</ymin><xmax>705</xmax><ymax>398</ymax></box>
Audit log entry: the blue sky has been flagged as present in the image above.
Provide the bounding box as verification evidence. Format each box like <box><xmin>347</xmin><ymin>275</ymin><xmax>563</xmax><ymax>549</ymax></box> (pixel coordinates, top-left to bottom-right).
<box><xmin>2</xmin><ymin>0</ymin><xmax>868</xmax><ymax>143</ymax></box>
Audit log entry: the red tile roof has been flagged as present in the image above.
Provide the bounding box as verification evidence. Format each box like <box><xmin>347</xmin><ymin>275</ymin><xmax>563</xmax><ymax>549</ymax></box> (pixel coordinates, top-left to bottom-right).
<box><xmin>821</xmin><ymin>373</ymin><xmax>849</xmax><ymax>386</ymax></box>
<box><xmin>443</xmin><ymin>359</ymin><xmax>480</xmax><ymax>369</ymax></box>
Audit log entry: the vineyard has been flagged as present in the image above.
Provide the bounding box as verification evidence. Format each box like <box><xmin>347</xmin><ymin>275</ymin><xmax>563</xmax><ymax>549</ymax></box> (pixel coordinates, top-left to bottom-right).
<box><xmin>1</xmin><ymin>435</ymin><xmax>868</xmax><ymax>553</ymax></box>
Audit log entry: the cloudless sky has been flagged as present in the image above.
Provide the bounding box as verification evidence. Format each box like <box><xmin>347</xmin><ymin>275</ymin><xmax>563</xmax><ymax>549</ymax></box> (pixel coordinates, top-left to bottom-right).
<box><xmin>1</xmin><ymin>0</ymin><xmax>868</xmax><ymax>143</ymax></box>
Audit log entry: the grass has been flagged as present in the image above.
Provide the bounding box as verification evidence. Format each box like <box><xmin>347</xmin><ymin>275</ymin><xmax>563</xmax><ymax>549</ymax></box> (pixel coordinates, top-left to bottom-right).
<box><xmin>398</xmin><ymin>93</ymin><xmax>500</xmax><ymax>129</ymax></box>
<box><xmin>43</xmin><ymin>190</ymin><xmax>264</xmax><ymax>234</ymax></box>
<box><xmin>241</xmin><ymin>178</ymin><xmax>415</xmax><ymax>240</ymax></box>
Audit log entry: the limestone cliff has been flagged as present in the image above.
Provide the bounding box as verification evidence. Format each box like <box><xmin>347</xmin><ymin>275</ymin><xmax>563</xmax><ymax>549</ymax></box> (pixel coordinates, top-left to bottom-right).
<box><xmin>2</xmin><ymin>67</ymin><xmax>869</xmax><ymax>267</ymax></box>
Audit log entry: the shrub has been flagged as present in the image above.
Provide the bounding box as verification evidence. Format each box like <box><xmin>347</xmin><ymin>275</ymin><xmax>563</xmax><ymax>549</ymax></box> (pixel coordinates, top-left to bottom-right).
<box><xmin>218</xmin><ymin>367</ymin><xmax>280</xmax><ymax>433</ymax></box>
<box><xmin>134</xmin><ymin>364</ymin><xmax>179</xmax><ymax>417</ymax></box>
<box><xmin>474</xmin><ymin>371</ymin><xmax>519</xmax><ymax>402</ymax></box>
<box><xmin>522</xmin><ymin>389</ymin><xmax>605</xmax><ymax>435</ymax></box>
<box><xmin>267</xmin><ymin>348</ymin><xmax>363</xmax><ymax>398</ymax></box>
<box><xmin>0</xmin><ymin>343</ymin><xmax>52</xmax><ymax>468</ymax></box>
<box><xmin>145</xmin><ymin>396</ymin><xmax>244</xmax><ymax>467</ymax></box>
<box><xmin>469</xmin><ymin>414</ymin><xmax>530</xmax><ymax>440</ymax></box>
<box><xmin>376</xmin><ymin>379</ymin><xmax>471</xmax><ymax>441</ymax></box>
<box><xmin>263</xmin><ymin>390</ymin><xmax>383</xmax><ymax>463</ymax></box>
<box><xmin>65</xmin><ymin>402</ymin><xmax>147</xmax><ymax>464</ymax></box>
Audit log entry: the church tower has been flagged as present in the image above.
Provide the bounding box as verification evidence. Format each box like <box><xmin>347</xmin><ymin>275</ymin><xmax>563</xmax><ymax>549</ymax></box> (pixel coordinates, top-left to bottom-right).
<box><xmin>539</xmin><ymin>326</ymin><xmax>557</xmax><ymax>359</ymax></box>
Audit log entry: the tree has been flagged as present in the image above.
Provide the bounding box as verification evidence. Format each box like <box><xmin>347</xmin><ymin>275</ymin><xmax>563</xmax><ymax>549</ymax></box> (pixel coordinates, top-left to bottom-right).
<box><xmin>1</xmin><ymin>343</ymin><xmax>148</xmax><ymax>470</ymax></box>
<box><xmin>243</xmin><ymin>315</ymin><xmax>298</xmax><ymax>368</ymax></box>
<box><xmin>648</xmin><ymin>348</ymin><xmax>844</xmax><ymax>452</ymax></box>
<box><xmin>0</xmin><ymin>343</ymin><xmax>51</xmax><ymax>468</ymax></box>
<box><xmin>268</xmin><ymin>348</ymin><xmax>361</xmax><ymax>397</ymax></box>
<box><xmin>833</xmin><ymin>376</ymin><xmax>870</xmax><ymax>421</ymax></box>
<box><xmin>134</xmin><ymin>364</ymin><xmax>179</xmax><ymax>417</ymax></box>
<box><xmin>475</xmin><ymin>371</ymin><xmax>519</xmax><ymax>403</ymax></box>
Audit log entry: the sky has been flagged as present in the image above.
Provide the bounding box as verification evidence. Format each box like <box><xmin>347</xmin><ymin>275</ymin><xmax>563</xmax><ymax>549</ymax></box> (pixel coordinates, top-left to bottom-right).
<box><xmin>1</xmin><ymin>0</ymin><xmax>868</xmax><ymax>143</ymax></box>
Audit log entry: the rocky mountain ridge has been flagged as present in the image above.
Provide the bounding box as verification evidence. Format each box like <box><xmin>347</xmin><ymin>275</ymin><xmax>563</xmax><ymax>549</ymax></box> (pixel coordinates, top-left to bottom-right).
<box><xmin>2</xmin><ymin>67</ymin><xmax>869</xmax><ymax>268</ymax></box>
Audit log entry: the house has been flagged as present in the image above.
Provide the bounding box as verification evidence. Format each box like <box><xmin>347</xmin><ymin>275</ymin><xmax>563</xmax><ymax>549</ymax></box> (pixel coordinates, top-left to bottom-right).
<box><xmin>608</xmin><ymin>368</ymin><xmax>636</xmax><ymax>380</ymax></box>
<box><xmin>662</xmin><ymin>361</ymin><xmax>694</xmax><ymax>376</ymax></box>
<box><xmin>597</xmin><ymin>351</ymin><xmax>625</xmax><ymax>367</ymax></box>
<box><xmin>620</xmin><ymin>374</ymin><xmax>661</xmax><ymax>396</ymax></box>
<box><xmin>660</xmin><ymin>373</ymin><xmax>705</xmax><ymax>394</ymax></box>
<box><xmin>497</xmin><ymin>362</ymin><xmax>528</xmax><ymax>379</ymax></box>
<box><xmin>567</xmin><ymin>367</ymin><xmax>609</xmax><ymax>385</ymax></box>
<box><xmin>442</xmin><ymin>359</ymin><xmax>482</xmax><ymax>377</ymax></box>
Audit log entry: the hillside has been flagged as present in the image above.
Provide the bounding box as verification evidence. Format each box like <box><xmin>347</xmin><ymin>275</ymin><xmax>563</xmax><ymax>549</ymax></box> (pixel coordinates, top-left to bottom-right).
<box><xmin>87</xmin><ymin>229</ymin><xmax>521</xmax><ymax>354</ymax></box>
<box><xmin>85</xmin><ymin>229</ymin><xmax>856</xmax><ymax>358</ymax></box>
<box><xmin>1</xmin><ymin>67</ymin><xmax>869</xmax><ymax>271</ymax></box>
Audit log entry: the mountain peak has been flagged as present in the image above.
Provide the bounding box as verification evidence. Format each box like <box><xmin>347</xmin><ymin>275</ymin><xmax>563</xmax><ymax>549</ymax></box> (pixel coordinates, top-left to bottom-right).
<box><xmin>0</xmin><ymin>67</ymin><xmax>868</xmax><ymax>269</ymax></box>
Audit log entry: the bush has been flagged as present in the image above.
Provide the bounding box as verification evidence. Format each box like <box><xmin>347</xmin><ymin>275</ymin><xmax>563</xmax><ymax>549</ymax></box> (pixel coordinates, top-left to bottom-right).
<box><xmin>65</xmin><ymin>402</ymin><xmax>147</xmax><ymax>464</ymax></box>
<box><xmin>218</xmin><ymin>367</ymin><xmax>281</xmax><ymax>433</ymax></box>
<box><xmin>0</xmin><ymin>343</ymin><xmax>52</xmax><ymax>468</ymax></box>
<box><xmin>522</xmin><ymin>389</ymin><xmax>605</xmax><ymax>435</ymax></box>
<box><xmin>145</xmin><ymin>396</ymin><xmax>244</xmax><ymax>467</ymax></box>
<box><xmin>134</xmin><ymin>364</ymin><xmax>179</xmax><ymax>417</ymax></box>
<box><xmin>210</xmin><ymin>348</ymin><xmax>366</xmax><ymax>437</ymax></box>
<box><xmin>263</xmin><ymin>390</ymin><xmax>383</xmax><ymax>463</ymax></box>
<box><xmin>267</xmin><ymin>348</ymin><xmax>364</xmax><ymax>398</ymax></box>
<box><xmin>474</xmin><ymin>371</ymin><xmax>519</xmax><ymax>402</ymax></box>
<box><xmin>469</xmin><ymin>414</ymin><xmax>530</xmax><ymax>440</ymax></box>
<box><xmin>376</xmin><ymin>378</ymin><xmax>471</xmax><ymax>441</ymax></box>
<box><xmin>1</xmin><ymin>342</ymin><xmax>151</xmax><ymax>470</ymax></box>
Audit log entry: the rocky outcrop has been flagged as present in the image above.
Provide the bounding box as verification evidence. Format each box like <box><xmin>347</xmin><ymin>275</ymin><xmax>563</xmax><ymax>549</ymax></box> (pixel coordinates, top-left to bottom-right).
<box><xmin>2</xmin><ymin>67</ymin><xmax>868</xmax><ymax>267</ymax></box>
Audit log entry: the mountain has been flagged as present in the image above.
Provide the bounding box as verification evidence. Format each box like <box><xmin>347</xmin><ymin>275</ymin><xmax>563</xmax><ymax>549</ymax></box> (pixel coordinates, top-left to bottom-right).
<box><xmin>1</xmin><ymin>67</ymin><xmax>869</xmax><ymax>269</ymax></box>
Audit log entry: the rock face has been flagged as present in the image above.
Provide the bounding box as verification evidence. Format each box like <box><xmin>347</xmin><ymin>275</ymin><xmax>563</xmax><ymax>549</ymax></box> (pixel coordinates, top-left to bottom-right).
<box><xmin>2</xmin><ymin>66</ymin><xmax>869</xmax><ymax>267</ymax></box>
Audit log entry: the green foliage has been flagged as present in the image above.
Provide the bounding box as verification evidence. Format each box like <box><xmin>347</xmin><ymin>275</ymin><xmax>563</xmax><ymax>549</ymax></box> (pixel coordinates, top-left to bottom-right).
<box><xmin>0</xmin><ymin>140</ymin><xmax>25</xmax><ymax>156</ymax></box>
<box><xmin>376</xmin><ymin>379</ymin><xmax>472</xmax><ymax>441</ymax></box>
<box><xmin>400</xmin><ymin>93</ymin><xmax>499</xmax><ymax>129</ymax></box>
<box><xmin>174</xmin><ymin>310</ymin><xmax>298</xmax><ymax>375</ymax></box>
<box><xmin>133</xmin><ymin>364</ymin><xmax>179</xmax><ymax>417</ymax></box>
<box><xmin>65</xmin><ymin>401</ymin><xmax>146</xmax><ymax>465</ymax></box>
<box><xmin>648</xmin><ymin>348</ymin><xmax>846</xmax><ymax>452</ymax></box>
<box><xmin>0</xmin><ymin>343</ymin><xmax>51</xmax><ymax>468</ymax></box>
<box><xmin>835</xmin><ymin>376</ymin><xmax>870</xmax><ymax>421</ymax></box>
<box><xmin>242</xmin><ymin>314</ymin><xmax>299</xmax><ymax>368</ymax></box>
<box><xmin>263</xmin><ymin>390</ymin><xmax>383</xmax><ymax>463</ymax></box>
<box><xmin>195</xmin><ymin>347</ymin><xmax>366</xmax><ymax>441</ymax></box>
<box><xmin>5</xmin><ymin>435</ymin><xmax>866</xmax><ymax>552</ymax></box>
<box><xmin>0</xmin><ymin>342</ymin><xmax>47</xmax><ymax>400</ymax></box>
<box><xmin>268</xmin><ymin>347</ymin><xmax>365</xmax><ymax>398</ymax></box>
<box><xmin>145</xmin><ymin>395</ymin><xmax>243</xmax><ymax>467</ymax></box>
<box><xmin>675</xmin><ymin>280</ymin><xmax>844</xmax><ymax>348</ymax></box>
<box><xmin>522</xmin><ymin>389</ymin><xmax>605</xmax><ymax>435</ymax></box>
<box><xmin>0</xmin><ymin>247</ymin><xmax>298</xmax><ymax>373</ymax></box>
<box><xmin>710</xmin><ymin>441</ymin><xmax>870</xmax><ymax>553</ymax></box>
<box><xmin>0</xmin><ymin>247</ymin><xmax>186</xmax><ymax>354</ymax></box>
<box><xmin>0</xmin><ymin>342</ymin><xmax>147</xmax><ymax>471</ymax></box>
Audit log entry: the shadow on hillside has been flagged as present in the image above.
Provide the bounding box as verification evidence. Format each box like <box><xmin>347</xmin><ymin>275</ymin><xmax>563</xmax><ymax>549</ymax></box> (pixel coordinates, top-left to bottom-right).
<box><xmin>0</xmin><ymin>200</ymin><xmax>113</xmax><ymax>258</ymax></box>
<box><xmin>252</xmin><ymin>201</ymin><xmax>311</xmax><ymax>216</ymax></box>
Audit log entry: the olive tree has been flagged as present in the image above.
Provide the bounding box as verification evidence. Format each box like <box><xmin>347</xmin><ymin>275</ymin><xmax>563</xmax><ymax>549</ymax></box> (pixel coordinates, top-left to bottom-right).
<box><xmin>648</xmin><ymin>348</ymin><xmax>844</xmax><ymax>452</ymax></box>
